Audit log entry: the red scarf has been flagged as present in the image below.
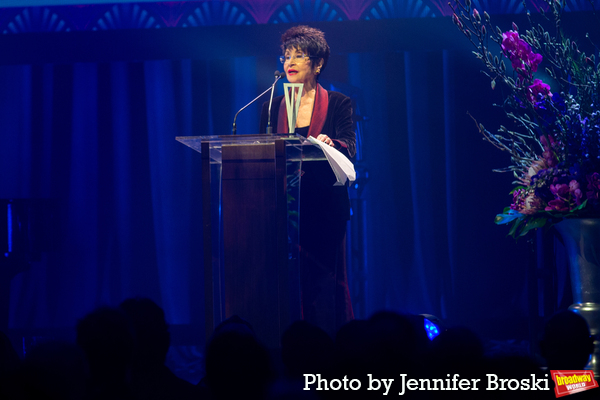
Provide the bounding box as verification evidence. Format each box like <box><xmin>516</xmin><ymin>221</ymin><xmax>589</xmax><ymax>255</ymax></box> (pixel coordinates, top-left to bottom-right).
<box><xmin>277</xmin><ymin>84</ymin><xmax>328</xmax><ymax>138</ymax></box>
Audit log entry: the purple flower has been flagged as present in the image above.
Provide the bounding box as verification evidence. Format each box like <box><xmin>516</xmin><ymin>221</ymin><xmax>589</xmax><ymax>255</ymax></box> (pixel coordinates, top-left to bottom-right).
<box><xmin>549</xmin><ymin>183</ymin><xmax>570</xmax><ymax>198</ymax></box>
<box><xmin>545</xmin><ymin>198</ymin><xmax>570</xmax><ymax>212</ymax></box>
<box><xmin>544</xmin><ymin>180</ymin><xmax>584</xmax><ymax>211</ymax></box>
<box><xmin>569</xmin><ymin>180</ymin><xmax>584</xmax><ymax>205</ymax></box>
<box><xmin>546</xmin><ymin>182</ymin><xmax>571</xmax><ymax>212</ymax></box>
<box><xmin>510</xmin><ymin>188</ymin><xmax>525</xmax><ymax>211</ymax></box>
<box><xmin>501</xmin><ymin>31</ymin><xmax>543</xmax><ymax>76</ymax></box>
<box><xmin>528</xmin><ymin>52</ymin><xmax>543</xmax><ymax>73</ymax></box>
<box><xmin>528</xmin><ymin>79</ymin><xmax>552</xmax><ymax>104</ymax></box>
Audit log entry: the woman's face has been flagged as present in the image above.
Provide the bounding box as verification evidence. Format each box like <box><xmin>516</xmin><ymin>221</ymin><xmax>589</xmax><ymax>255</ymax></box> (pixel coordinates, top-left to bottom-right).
<box><xmin>283</xmin><ymin>47</ymin><xmax>320</xmax><ymax>85</ymax></box>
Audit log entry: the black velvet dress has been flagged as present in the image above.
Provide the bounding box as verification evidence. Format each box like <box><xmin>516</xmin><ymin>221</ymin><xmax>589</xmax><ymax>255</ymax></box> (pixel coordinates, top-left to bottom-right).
<box><xmin>260</xmin><ymin>88</ymin><xmax>355</xmax><ymax>336</ymax></box>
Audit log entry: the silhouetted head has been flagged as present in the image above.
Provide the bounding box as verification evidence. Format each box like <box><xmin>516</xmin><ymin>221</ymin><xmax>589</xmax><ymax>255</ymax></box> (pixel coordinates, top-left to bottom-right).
<box><xmin>14</xmin><ymin>340</ymin><xmax>88</xmax><ymax>400</ymax></box>
<box><xmin>431</xmin><ymin>326</ymin><xmax>485</xmax><ymax>373</ymax></box>
<box><xmin>485</xmin><ymin>354</ymin><xmax>542</xmax><ymax>380</ymax></box>
<box><xmin>212</xmin><ymin>315</ymin><xmax>255</xmax><ymax>338</ymax></box>
<box><xmin>76</xmin><ymin>306</ymin><xmax>133</xmax><ymax>379</ymax></box>
<box><xmin>205</xmin><ymin>330</ymin><xmax>272</xmax><ymax>400</ymax></box>
<box><xmin>334</xmin><ymin>319</ymin><xmax>370</xmax><ymax>368</ymax></box>
<box><xmin>281</xmin><ymin>320</ymin><xmax>334</xmax><ymax>378</ymax></box>
<box><xmin>0</xmin><ymin>330</ymin><xmax>20</xmax><ymax>376</ymax></box>
<box><xmin>366</xmin><ymin>311</ymin><xmax>424</xmax><ymax>373</ymax></box>
<box><xmin>119</xmin><ymin>297</ymin><xmax>170</xmax><ymax>366</ymax></box>
<box><xmin>540</xmin><ymin>310</ymin><xmax>594</xmax><ymax>370</ymax></box>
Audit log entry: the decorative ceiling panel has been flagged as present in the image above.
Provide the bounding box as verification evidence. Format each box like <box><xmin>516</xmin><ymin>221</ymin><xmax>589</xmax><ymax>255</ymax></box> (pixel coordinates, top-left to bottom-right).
<box><xmin>0</xmin><ymin>0</ymin><xmax>598</xmax><ymax>34</ymax></box>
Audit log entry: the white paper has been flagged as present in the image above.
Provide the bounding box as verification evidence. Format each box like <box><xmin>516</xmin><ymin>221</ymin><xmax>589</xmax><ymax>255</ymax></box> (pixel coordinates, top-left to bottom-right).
<box><xmin>307</xmin><ymin>137</ymin><xmax>356</xmax><ymax>186</ymax></box>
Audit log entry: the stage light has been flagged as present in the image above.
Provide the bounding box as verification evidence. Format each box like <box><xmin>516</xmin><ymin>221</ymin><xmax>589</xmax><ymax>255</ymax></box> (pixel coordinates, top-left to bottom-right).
<box><xmin>420</xmin><ymin>314</ymin><xmax>443</xmax><ymax>341</ymax></box>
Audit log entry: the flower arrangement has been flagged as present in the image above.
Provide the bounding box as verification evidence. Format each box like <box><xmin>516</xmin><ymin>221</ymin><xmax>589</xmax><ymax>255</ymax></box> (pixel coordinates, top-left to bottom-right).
<box><xmin>450</xmin><ymin>0</ymin><xmax>600</xmax><ymax>238</ymax></box>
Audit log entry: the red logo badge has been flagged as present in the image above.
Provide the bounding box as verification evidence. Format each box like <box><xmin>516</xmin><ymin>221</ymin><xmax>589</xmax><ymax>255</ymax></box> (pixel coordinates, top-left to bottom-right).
<box><xmin>551</xmin><ymin>370</ymin><xmax>598</xmax><ymax>397</ymax></box>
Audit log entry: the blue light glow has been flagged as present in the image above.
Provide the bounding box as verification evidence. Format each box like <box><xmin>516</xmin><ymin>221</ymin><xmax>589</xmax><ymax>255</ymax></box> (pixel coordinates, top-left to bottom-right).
<box><xmin>7</xmin><ymin>203</ymin><xmax>12</xmax><ymax>253</ymax></box>
<box><xmin>424</xmin><ymin>318</ymin><xmax>440</xmax><ymax>340</ymax></box>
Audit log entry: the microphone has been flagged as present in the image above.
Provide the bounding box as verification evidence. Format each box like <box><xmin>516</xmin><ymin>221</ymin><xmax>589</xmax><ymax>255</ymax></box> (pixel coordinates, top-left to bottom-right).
<box><xmin>232</xmin><ymin>70</ymin><xmax>285</xmax><ymax>135</ymax></box>
<box><xmin>266</xmin><ymin>71</ymin><xmax>286</xmax><ymax>134</ymax></box>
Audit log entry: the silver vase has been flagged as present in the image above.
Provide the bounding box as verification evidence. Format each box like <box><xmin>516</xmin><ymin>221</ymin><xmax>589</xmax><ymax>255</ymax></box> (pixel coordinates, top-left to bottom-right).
<box><xmin>555</xmin><ymin>218</ymin><xmax>600</xmax><ymax>375</ymax></box>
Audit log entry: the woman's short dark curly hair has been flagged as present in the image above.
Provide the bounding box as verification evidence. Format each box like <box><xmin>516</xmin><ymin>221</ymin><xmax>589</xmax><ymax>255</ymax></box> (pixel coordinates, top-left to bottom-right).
<box><xmin>280</xmin><ymin>25</ymin><xmax>330</xmax><ymax>74</ymax></box>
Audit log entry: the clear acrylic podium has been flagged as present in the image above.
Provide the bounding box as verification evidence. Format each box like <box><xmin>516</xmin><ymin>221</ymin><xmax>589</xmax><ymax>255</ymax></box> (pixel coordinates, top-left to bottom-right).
<box><xmin>176</xmin><ymin>133</ymin><xmax>326</xmax><ymax>347</ymax></box>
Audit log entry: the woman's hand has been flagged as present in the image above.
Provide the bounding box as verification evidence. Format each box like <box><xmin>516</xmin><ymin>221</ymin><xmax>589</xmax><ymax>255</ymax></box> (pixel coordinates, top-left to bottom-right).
<box><xmin>317</xmin><ymin>134</ymin><xmax>335</xmax><ymax>147</ymax></box>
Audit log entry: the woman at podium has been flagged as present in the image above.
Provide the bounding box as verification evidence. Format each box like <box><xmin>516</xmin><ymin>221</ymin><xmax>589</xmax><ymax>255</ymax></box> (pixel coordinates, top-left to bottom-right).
<box><xmin>259</xmin><ymin>25</ymin><xmax>356</xmax><ymax>337</ymax></box>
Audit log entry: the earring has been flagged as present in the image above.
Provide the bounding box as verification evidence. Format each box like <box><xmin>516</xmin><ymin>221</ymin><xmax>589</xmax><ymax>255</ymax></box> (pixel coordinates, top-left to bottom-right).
<box><xmin>316</xmin><ymin>68</ymin><xmax>321</xmax><ymax>74</ymax></box>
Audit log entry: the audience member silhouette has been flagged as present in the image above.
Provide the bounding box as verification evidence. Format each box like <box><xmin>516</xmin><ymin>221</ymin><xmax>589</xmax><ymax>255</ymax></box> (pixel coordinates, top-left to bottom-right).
<box><xmin>203</xmin><ymin>315</ymin><xmax>273</xmax><ymax>400</ymax></box>
<box><xmin>267</xmin><ymin>320</ymin><xmax>333</xmax><ymax>400</ymax></box>
<box><xmin>333</xmin><ymin>319</ymin><xmax>371</xmax><ymax>377</ymax></box>
<box><xmin>0</xmin><ymin>330</ymin><xmax>19</xmax><ymax>375</ymax></box>
<box><xmin>119</xmin><ymin>297</ymin><xmax>202</xmax><ymax>400</ymax></box>
<box><xmin>365</xmin><ymin>311</ymin><xmax>427</xmax><ymax>376</ymax></box>
<box><xmin>9</xmin><ymin>304</ymin><xmax>598</xmax><ymax>400</ymax></box>
<box><xmin>76</xmin><ymin>306</ymin><xmax>134</xmax><ymax>400</ymax></box>
<box><xmin>6</xmin><ymin>340</ymin><xmax>88</xmax><ymax>400</ymax></box>
<box><xmin>483</xmin><ymin>354</ymin><xmax>547</xmax><ymax>400</ymax></box>
<box><xmin>429</xmin><ymin>326</ymin><xmax>485</xmax><ymax>375</ymax></box>
<box><xmin>210</xmin><ymin>314</ymin><xmax>256</xmax><ymax>337</ymax></box>
<box><xmin>0</xmin><ymin>330</ymin><xmax>21</xmax><ymax>398</ymax></box>
<box><xmin>281</xmin><ymin>320</ymin><xmax>334</xmax><ymax>380</ymax></box>
<box><xmin>540</xmin><ymin>310</ymin><xmax>594</xmax><ymax>370</ymax></box>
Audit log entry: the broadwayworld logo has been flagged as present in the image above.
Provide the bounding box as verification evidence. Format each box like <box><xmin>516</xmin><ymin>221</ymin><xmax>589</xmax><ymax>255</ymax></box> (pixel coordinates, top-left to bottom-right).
<box><xmin>551</xmin><ymin>370</ymin><xmax>599</xmax><ymax>397</ymax></box>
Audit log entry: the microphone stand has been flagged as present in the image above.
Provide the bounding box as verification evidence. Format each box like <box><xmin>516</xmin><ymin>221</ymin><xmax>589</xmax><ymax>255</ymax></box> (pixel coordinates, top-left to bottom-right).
<box><xmin>232</xmin><ymin>72</ymin><xmax>284</xmax><ymax>135</ymax></box>
<box><xmin>266</xmin><ymin>72</ymin><xmax>285</xmax><ymax>134</ymax></box>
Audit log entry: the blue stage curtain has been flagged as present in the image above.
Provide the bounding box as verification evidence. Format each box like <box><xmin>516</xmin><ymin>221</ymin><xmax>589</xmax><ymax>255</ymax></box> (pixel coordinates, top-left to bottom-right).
<box><xmin>0</xmin><ymin>59</ymin><xmax>249</xmax><ymax>331</ymax></box>
<box><xmin>343</xmin><ymin>48</ymin><xmax>533</xmax><ymax>335</ymax></box>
